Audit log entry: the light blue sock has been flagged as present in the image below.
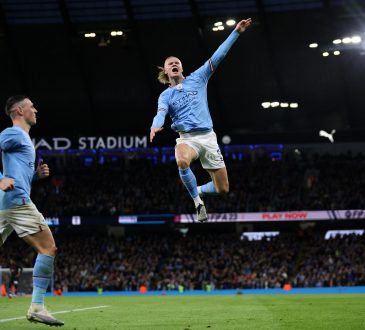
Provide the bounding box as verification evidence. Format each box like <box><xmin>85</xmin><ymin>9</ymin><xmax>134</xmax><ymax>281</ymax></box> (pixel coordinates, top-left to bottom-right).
<box><xmin>32</xmin><ymin>254</ymin><xmax>54</xmax><ymax>305</ymax></box>
<box><xmin>200</xmin><ymin>181</ymin><xmax>219</xmax><ymax>195</ymax></box>
<box><xmin>179</xmin><ymin>167</ymin><xmax>199</xmax><ymax>199</ymax></box>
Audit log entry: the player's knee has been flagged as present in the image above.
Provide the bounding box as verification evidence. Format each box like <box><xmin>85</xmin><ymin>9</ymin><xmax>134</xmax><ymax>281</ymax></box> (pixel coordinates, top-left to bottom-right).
<box><xmin>40</xmin><ymin>244</ymin><xmax>57</xmax><ymax>257</ymax></box>
<box><xmin>176</xmin><ymin>158</ymin><xmax>190</xmax><ymax>169</ymax></box>
<box><xmin>49</xmin><ymin>245</ymin><xmax>58</xmax><ymax>257</ymax></box>
<box><xmin>217</xmin><ymin>182</ymin><xmax>229</xmax><ymax>194</ymax></box>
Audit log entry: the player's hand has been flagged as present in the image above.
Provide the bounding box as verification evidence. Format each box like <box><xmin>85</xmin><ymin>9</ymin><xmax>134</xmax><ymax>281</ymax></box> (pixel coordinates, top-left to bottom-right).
<box><xmin>0</xmin><ymin>178</ymin><xmax>15</xmax><ymax>192</ymax></box>
<box><xmin>235</xmin><ymin>18</ymin><xmax>252</xmax><ymax>33</ymax></box>
<box><xmin>36</xmin><ymin>159</ymin><xmax>50</xmax><ymax>179</ymax></box>
<box><xmin>150</xmin><ymin>127</ymin><xmax>163</xmax><ymax>143</ymax></box>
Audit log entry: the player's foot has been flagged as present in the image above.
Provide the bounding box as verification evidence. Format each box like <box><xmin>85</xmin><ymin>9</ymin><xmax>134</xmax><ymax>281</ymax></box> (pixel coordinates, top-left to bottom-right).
<box><xmin>27</xmin><ymin>306</ymin><xmax>64</xmax><ymax>327</ymax></box>
<box><xmin>196</xmin><ymin>203</ymin><xmax>208</xmax><ymax>222</ymax></box>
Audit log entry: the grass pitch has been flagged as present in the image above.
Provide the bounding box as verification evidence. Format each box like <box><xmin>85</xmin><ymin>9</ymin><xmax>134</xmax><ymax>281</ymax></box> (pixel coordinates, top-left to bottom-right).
<box><xmin>0</xmin><ymin>294</ymin><xmax>365</xmax><ymax>329</ymax></box>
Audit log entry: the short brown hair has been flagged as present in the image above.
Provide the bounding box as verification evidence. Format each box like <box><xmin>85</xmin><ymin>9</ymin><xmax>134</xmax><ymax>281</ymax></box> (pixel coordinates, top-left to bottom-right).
<box><xmin>5</xmin><ymin>95</ymin><xmax>28</xmax><ymax>116</ymax></box>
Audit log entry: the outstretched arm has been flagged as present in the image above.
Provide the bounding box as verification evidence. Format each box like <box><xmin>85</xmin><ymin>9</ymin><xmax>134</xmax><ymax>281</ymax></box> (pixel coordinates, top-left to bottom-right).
<box><xmin>196</xmin><ymin>18</ymin><xmax>252</xmax><ymax>80</ymax></box>
<box><xmin>235</xmin><ymin>18</ymin><xmax>252</xmax><ymax>33</ymax></box>
<box><xmin>150</xmin><ymin>93</ymin><xmax>169</xmax><ymax>143</ymax></box>
<box><xmin>210</xmin><ymin>18</ymin><xmax>252</xmax><ymax>69</ymax></box>
<box><xmin>150</xmin><ymin>110</ymin><xmax>167</xmax><ymax>143</ymax></box>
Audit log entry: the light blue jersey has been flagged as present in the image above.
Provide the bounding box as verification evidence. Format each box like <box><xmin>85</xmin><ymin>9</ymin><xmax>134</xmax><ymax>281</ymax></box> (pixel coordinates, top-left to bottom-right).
<box><xmin>0</xmin><ymin>126</ymin><xmax>37</xmax><ymax>210</ymax></box>
<box><xmin>152</xmin><ymin>30</ymin><xmax>240</xmax><ymax>133</ymax></box>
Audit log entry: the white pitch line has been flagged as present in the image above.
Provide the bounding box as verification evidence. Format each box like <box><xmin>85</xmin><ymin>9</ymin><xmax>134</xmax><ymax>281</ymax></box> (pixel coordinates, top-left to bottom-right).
<box><xmin>0</xmin><ymin>305</ymin><xmax>110</xmax><ymax>323</ymax></box>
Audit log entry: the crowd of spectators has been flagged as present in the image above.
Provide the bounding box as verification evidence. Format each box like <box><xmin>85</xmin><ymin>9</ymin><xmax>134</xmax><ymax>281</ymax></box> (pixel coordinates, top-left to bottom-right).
<box><xmin>1</xmin><ymin>232</ymin><xmax>364</xmax><ymax>292</ymax></box>
<box><xmin>2</xmin><ymin>149</ymin><xmax>365</xmax><ymax>293</ymax></box>
<box><xmin>31</xmin><ymin>150</ymin><xmax>365</xmax><ymax>216</ymax></box>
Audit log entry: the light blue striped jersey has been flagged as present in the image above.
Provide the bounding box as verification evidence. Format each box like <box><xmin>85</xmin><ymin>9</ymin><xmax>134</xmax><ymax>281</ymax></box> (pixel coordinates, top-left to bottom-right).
<box><xmin>153</xmin><ymin>30</ymin><xmax>240</xmax><ymax>133</ymax></box>
<box><xmin>0</xmin><ymin>126</ymin><xmax>37</xmax><ymax>210</ymax></box>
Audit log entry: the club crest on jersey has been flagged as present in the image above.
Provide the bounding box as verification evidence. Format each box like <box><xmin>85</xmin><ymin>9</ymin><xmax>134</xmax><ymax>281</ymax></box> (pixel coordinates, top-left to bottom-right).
<box><xmin>176</xmin><ymin>83</ymin><xmax>183</xmax><ymax>90</ymax></box>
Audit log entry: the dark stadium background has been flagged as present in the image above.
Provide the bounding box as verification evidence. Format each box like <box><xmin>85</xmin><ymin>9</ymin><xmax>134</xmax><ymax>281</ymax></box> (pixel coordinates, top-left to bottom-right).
<box><xmin>0</xmin><ymin>0</ymin><xmax>364</xmax><ymax>142</ymax></box>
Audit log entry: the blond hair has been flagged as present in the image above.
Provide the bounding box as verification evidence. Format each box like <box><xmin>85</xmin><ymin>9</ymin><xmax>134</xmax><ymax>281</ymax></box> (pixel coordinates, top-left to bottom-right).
<box><xmin>157</xmin><ymin>66</ymin><xmax>170</xmax><ymax>85</ymax></box>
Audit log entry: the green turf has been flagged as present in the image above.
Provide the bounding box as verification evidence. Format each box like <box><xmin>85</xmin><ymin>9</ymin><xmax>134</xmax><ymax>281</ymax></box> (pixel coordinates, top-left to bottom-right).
<box><xmin>0</xmin><ymin>294</ymin><xmax>365</xmax><ymax>329</ymax></box>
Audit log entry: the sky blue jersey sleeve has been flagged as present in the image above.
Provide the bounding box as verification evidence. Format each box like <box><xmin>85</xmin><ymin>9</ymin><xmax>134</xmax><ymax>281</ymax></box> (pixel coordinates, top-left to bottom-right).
<box><xmin>151</xmin><ymin>110</ymin><xmax>167</xmax><ymax>128</ymax></box>
<box><xmin>0</xmin><ymin>129</ymin><xmax>22</xmax><ymax>152</ymax></box>
<box><xmin>194</xmin><ymin>30</ymin><xmax>240</xmax><ymax>82</ymax></box>
<box><xmin>151</xmin><ymin>92</ymin><xmax>169</xmax><ymax>128</ymax></box>
<box><xmin>0</xmin><ymin>129</ymin><xmax>23</xmax><ymax>181</ymax></box>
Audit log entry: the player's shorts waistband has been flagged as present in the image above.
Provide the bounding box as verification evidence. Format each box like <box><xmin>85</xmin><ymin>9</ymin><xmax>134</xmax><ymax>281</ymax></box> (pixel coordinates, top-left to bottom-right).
<box><xmin>178</xmin><ymin>129</ymin><xmax>213</xmax><ymax>138</ymax></box>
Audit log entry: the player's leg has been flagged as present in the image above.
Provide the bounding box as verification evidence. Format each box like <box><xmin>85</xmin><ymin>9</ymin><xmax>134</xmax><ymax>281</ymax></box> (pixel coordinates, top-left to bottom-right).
<box><xmin>9</xmin><ymin>275</ymin><xmax>16</xmax><ymax>297</ymax></box>
<box><xmin>22</xmin><ymin>229</ymin><xmax>56</xmax><ymax>305</ymax></box>
<box><xmin>204</xmin><ymin>167</ymin><xmax>229</xmax><ymax>195</ymax></box>
<box><xmin>13</xmin><ymin>275</ymin><xmax>20</xmax><ymax>296</ymax></box>
<box><xmin>175</xmin><ymin>143</ymin><xmax>207</xmax><ymax>222</ymax></box>
<box><xmin>22</xmin><ymin>226</ymin><xmax>57</xmax><ymax>256</ymax></box>
<box><xmin>9</xmin><ymin>203</ymin><xmax>64</xmax><ymax>326</ymax></box>
<box><xmin>198</xmin><ymin>131</ymin><xmax>229</xmax><ymax>196</ymax></box>
<box><xmin>23</xmin><ymin>229</ymin><xmax>64</xmax><ymax>326</ymax></box>
<box><xmin>175</xmin><ymin>143</ymin><xmax>203</xmax><ymax>204</ymax></box>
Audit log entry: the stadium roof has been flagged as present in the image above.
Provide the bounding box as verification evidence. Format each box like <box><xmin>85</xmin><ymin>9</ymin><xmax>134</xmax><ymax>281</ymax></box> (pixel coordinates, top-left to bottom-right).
<box><xmin>0</xmin><ymin>0</ymin><xmax>346</xmax><ymax>25</ymax></box>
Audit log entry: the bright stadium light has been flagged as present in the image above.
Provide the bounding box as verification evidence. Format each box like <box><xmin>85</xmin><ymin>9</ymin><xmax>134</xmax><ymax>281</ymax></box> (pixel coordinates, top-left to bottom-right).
<box><xmin>111</xmin><ymin>31</ymin><xmax>123</xmax><ymax>36</ymax></box>
<box><xmin>351</xmin><ymin>36</ymin><xmax>362</xmax><ymax>44</ymax></box>
<box><xmin>263</xmin><ymin>101</ymin><xmax>297</xmax><ymax>109</ymax></box>
<box><xmin>84</xmin><ymin>33</ymin><xmax>96</xmax><ymax>38</ymax></box>
<box><xmin>226</xmin><ymin>19</ymin><xmax>236</xmax><ymax>26</ymax></box>
<box><xmin>334</xmin><ymin>50</ymin><xmax>340</xmax><ymax>56</ymax></box>
<box><xmin>342</xmin><ymin>37</ymin><xmax>351</xmax><ymax>44</ymax></box>
<box><xmin>218</xmin><ymin>26</ymin><xmax>224</xmax><ymax>31</ymax></box>
<box><xmin>214</xmin><ymin>21</ymin><xmax>223</xmax><ymax>27</ymax></box>
<box><xmin>309</xmin><ymin>43</ymin><xmax>318</xmax><ymax>48</ymax></box>
<box><xmin>212</xmin><ymin>27</ymin><xmax>219</xmax><ymax>32</ymax></box>
<box><xmin>322</xmin><ymin>51</ymin><xmax>329</xmax><ymax>57</ymax></box>
<box><xmin>333</xmin><ymin>39</ymin><xmax>342</xmax><ymax>44</ymax></box>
